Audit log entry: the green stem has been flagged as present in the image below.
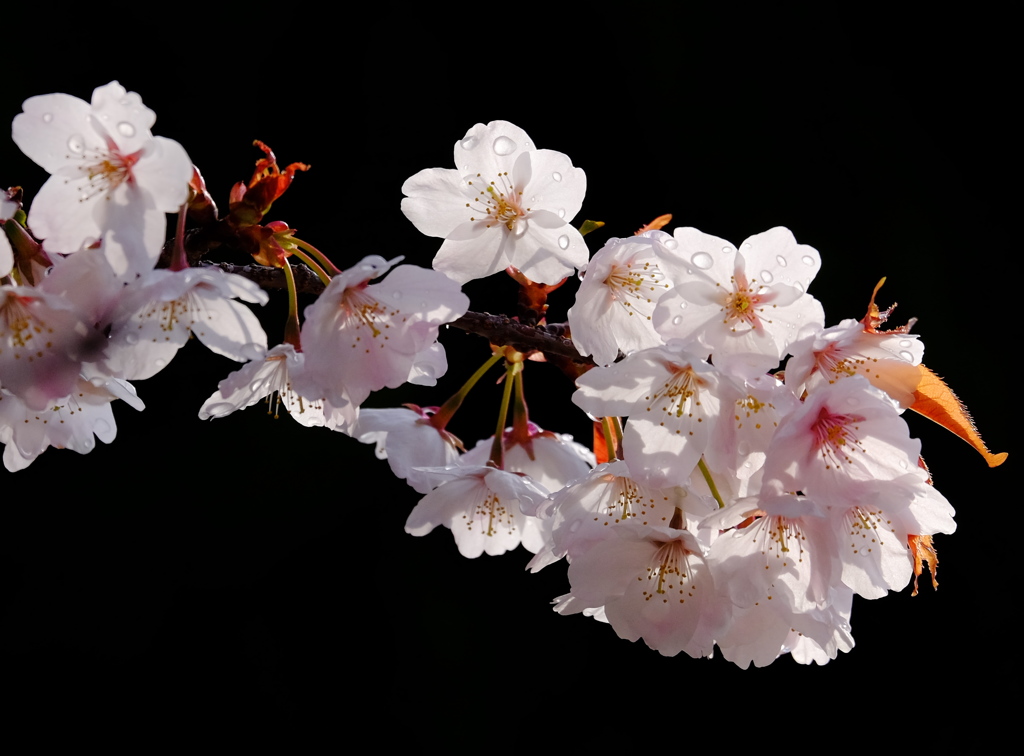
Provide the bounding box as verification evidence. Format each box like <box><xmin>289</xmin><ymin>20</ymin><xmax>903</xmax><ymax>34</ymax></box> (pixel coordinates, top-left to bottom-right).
<box><xmin>697</xmin><ymin>457</ymin><xmax>725</xmax><ymax>509</ymax></box>
<box><xmin>281</xmin><ymin>260</ymin><xmax>302</xmax><ymax>349</ymax></box>
<box><xmin>294</xmin><ymin>238</ymin><xmax>342</xmax><ymax>276</ymax></box>
<box><xmin>488</xmin><ymin>360</ymin><xmax>518</xmax><ymax>468</ymax></box>
<box><xmin>290</xmin><ymin>248</ymin><xmax>332</xmax><ymax>286</ymax></box>
<box><xmin>429</xmin><ymin>351</ymin><xmax>504</xmax><ymax>431</ymax></box>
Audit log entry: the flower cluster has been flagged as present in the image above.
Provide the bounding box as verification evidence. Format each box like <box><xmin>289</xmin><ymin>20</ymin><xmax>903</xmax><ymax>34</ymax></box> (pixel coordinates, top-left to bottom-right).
<box><xmin>1</xmin><ymin>90</ymin><xmax>1004</xmax><ymax>669</ymax></box>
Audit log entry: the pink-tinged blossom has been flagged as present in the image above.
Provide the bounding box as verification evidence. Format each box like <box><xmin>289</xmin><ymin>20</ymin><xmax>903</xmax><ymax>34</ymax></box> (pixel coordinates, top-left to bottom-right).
<box><xmin>401</xmin><ymin>121</ymin><xmax>587</xmax><ymax>284</ymax></box>
<box><xmin>12</xmin><ymin>81</ymin><xmax>192</xmax><ymax>278</ymax></box>
<box><xmin>405</xmin><ymin>465</ymin><xmax>550</xmax><ymax>558</ymax></box>
<box><xmin>106</xmin><ymin>267</ymin><xmax>269</xmax><ymax>380</ymax></box>
<box><xmin>295</xmin><ymin>256</ymin><xmax>468</xmax><ymax>412</ymax></box>
<box><xmin>761</xmin><ymin>376</ymin><xmax>923</xmax><ymax>506</ymax></box>
<box><xmin>354</xmin><ymin>406</ymin><xmax>462</xmax><ymax>494</ymax></box>
<box><xmin>653</xmin><ymin>227</ymin><xmax>824</xmax><ymax>377</ymax></box>
<box><xmin>572</xmin><ymin>344</ymin><xmax>722</xmax><ymax>488</ymax></box>
<box><xmin>199</xmin><ymin>344</ymin><xmax>350</xmax><ymax>430</ymax></box>
<box><xmin>559</xmin><ymin>518</ymin><xmax>726</xmax><ymax>658</ymax></box>
<box><xmin>0</xmin><ymin>286</ymin><xmax>105</xmax><ymax>410</ymax></box>
<box><xmin>0</xmin><ymin>376</ymin><xmax>142</xmax><ymax>472</ymax></box>
<box><xmin>567</xmin><ymin>232</ymin><xmax>675</xmax><ymax>366</ymax></box>
<box><xmin>785</xmin><ymin>319</ymin><xmax>923</xmax><ymax>409</ymax></box>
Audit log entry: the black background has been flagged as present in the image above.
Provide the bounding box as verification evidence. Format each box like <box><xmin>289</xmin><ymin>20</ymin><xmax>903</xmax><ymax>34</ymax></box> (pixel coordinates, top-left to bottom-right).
<box><xmin>1</xmin><ymin>6</ymin><xmax>1014</xmax><ymax>737</ymax></box>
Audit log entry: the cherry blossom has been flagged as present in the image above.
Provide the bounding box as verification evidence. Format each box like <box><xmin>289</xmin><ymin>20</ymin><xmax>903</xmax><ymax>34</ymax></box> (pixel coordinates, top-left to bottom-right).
<box><xmin>12</xmin><ymin>81</ymin><xmax>192</xmax><ymax>277</ymax></box>
<box><xmin>405</xmin><ymin>465</ymin><xmax>550</xmax><ymax>558</ymax></box>
<box><xmin>567</xmin><ymin>232</ymin><xmax>675</xmax><ymax>366</ymax></box>
<box><xmin>295</xmin><ymin>256</ymin><xmax>468</xmax><ymax>412</ymax></box>
<box><xmin>653</xmin><ymin>227</ymin><xmax>824</xmax><ymax>376</ymax></box>
<box><xmin>401</xmin><ymin>121</ymin><xmax>587</xmax><ymax>284</ymax></box>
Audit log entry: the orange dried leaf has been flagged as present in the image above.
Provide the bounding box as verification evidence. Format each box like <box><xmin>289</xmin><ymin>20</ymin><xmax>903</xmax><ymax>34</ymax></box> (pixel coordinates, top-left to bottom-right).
<box><xmin>909</xmin><ymin>364</ymin><xmax>1007</xmax><ymax>467</ymax></box>
<box><xmin>593</xmin><ymin>420</ymin><xmax>610</xmax><ymax>465</ymax></box>
<box><xmin>635</xmin><ymin>214</ymin><xmax>673</xmax><ymax>235</ymax></box>
<box><xmin>908</xmin><ymin>534</ymin><xmax>939</xmax><ymax>596</ymax></box>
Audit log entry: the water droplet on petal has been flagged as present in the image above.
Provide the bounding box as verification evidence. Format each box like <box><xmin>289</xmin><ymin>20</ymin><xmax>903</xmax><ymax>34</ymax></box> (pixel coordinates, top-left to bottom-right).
<box><xmin>460</xmin><ymin>135</ymin><xmax>478</xmax><ymax>150</ymax></box>
<box><xmin>663</xmin><ymin>238</ymin><xmax>678</xmax><ymax>250</ymax></box>
<box><xmin>760</xmin><ymin>270</ymin><xmax>774</xmax><ymax>283</ymax></box>
<box><xmin>737</xmin><ymin>441</ymin><xmax>751</xmax><ymax>455</ymax></box>
<box><xmin>558</xmin><ymin>235</ymin><xmax>570</xmax><ymax>250</ymax></box>
<box><xmin>742</xmin><ymin>242</ymin><xmax>752</xmax><ymax>251</ymax></box>
<box><xmin>125</xmin><ymin>333</ymin><xmax>138</xmax><ymax>345</ymax></box>
<box><xmin>899</xmin><ymin>350</ymin><xmax>914</xmax><ymax>362</ymax></box>
<box><xmin>117</xmin><ymin>121</ymin><xmax>136</xmax><ymax>138</ymax></box>
<box><xmin>42</xmin><ymin>113</ymin><xmax>53</xmax><ymax>123</ymax></box>
<box><xmin>552</xmin><ymin>171</ymin><xmax>562</xmax><ymax>182</ymax></box>
<box><xmin>557</xmin><ymin>208</ymin><xmax>566</xmax><ymax>219</ymax></box>
<box><xmin>204</xmin><ymin>402</ymin><xmax>238</xmax><ymax>418</ymax></box>
<box><xmin>691</xmin><ymin>252</ymin><xmax>713</xmax><ymax>269</ymax></box>
<box><xmin>240</xmin><ymin>343</ymin><xmax>266</xmax><ymax>361</ymax></box>
<box><xmin>514</xmin><ymin>219</ymin><xmax>529</xmax><ymax>237</ymax></box>
<box><xmin>776</xmin><ymin>255</ymin><xmax>788</xmax><ymax>267</ymax></box>
<box><xmin>678</xmin><ymin>300</ymin><xmax>687</xmax><ymax>309</ymax></box>
<box><xmin>492</xmin><ymin>136</ymin><xmax>516</xmax><ymax>155</ymax></box>
<box><xmin>89</xmin><ymin>377</ymin><xmax>105</xmax><ymax>387</ymax></box>
<box><xmin>392</xmin><ymin>290</ymin><xmax>402</xmax><ymax>300</ymax></box>
<box><xmin>250</xmin><ymin>380</ymin><xmax>264</xmax><ymax>393</ymax></box>
<box><xmin>82</xmin><ymin>438</ymin><xmax>95</xmax><ymax>450</ymax></box>
<box><xmin>672</xmin><ymin>315</ymin><xmax>684</xmax><ymax>325</ymax></box>
<box><xmin>899</xmin><ymin>339</ymin><xmax>912</xmax><ymax>347</ymax></box>
<box><xmin>899</xmin><ymin>459</ymin><xmax>908</xmax><ymax>469</ymax></box>
<box><xmin>67</xmin><ymin>134</ymin><xmax>85</xmax><ymax>153</ymax></box>
<box><xmin>795</xmin><ymin>282</ymin><xmax>805</xmax><ymax>293</ymax></box>
<box><xmin>722</xmin><ymin>246</ymin><xmax>733</xmax><ymax>255</ymax></box>
<box><xmin>94</xmin><ymin>419</ymin><xmax>111</xmax><ymax>435</ymax></box>
<box><xmin>801</xmin><ymin>255</ymin><xmax>815</xmax><ymax>266</ymax></box>
<box><xmin>154</xmin><ymin>358</ymin><xmax>166</xmax><ymax>369</ymax></box>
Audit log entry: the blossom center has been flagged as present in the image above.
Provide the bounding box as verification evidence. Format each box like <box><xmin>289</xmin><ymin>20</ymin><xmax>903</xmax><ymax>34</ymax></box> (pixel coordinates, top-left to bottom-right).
<box><xmin>466</xmin><ymin>172</ymin><xmax>531</xmax><ymax>232</ymax></box>
<box><xmin>643</xmin><ymin>539</ymin><xmax>695</xmax><ymax>603</ymax></box>
<box><xmin>603</xmin><ymin>259</ymin><xmax>669</xmax><ymax>319</ymax></box>
<box><xmin>0</xmin><ymin>293</ymin><xmax>54</xmax><ymax>359</ymax></box>
<box><xmin>647</xmin><ymin>362</ymin><xmax>706</xmax><ymax>419</ymax></box>
<box><xmin>720</xmin><ymin>271</ymin><xmax>775</xmax><ymax>332</ymax></box>
<box><xmin>70</xmin><ymin>142</ymin><xmax>143</xmax><ymax>202</ymax></box>
<box><xmin>811</xmin><ymin>406</ymin><xmax>866</xmax><ymax>470</ymax></box>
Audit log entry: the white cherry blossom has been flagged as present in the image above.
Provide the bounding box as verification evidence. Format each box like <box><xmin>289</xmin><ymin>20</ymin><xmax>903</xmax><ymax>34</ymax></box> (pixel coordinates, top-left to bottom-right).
<box><xmin>401</xmin><ymin>121</ymin><xmax>587</xmax><ymax>284</ymax></box>
<box><xmin>12</xmin><ymin>81</ymin><xmax>192</xmax><ymax>278</ymax></box>
<box><xmin>654</xmin><ymin>227</ymin><xmax>824</xmax><ymax>376</ymax></box>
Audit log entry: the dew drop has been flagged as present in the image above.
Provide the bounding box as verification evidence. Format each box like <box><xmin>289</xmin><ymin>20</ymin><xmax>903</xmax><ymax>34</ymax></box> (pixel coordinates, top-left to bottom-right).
<box><xmin>204</xmin><ymin>402</ymin><xmax>237</xmax><ymax>418</ymax></box>
<box><xmin>250</xmin><ymin>380</ymin><xmax>264</xmax><ymax>393</ymax></box>
<box><xmin>691</xmin><ymin>252</ymin><xmax>713</xmax><ymax>270</ymax></box>
<box><xmin>154</xmin><ymin>358</ymin><xmax>166</xmax><ymax>369</ymax></box>
<box><xmin>899</xmin><ymin>459</ymin><xmax>908</xmax><ymax>469</ymax></box>
<box><xmin>737</xmin><ymin>441</ymin><xmax>751</xmax><ymax>455</ymax></box>
<box><xmin>42</xmin><ymin>113</ymin><xmax>53</xmax><ymax>123</ymax></box>
<box><xmin>82</xmin><ymin>438</ymin><xmax>95</xmax><ymax>450</ymax></box>
<box><xmin>776</xmin><ymin>255</ymin><xmax>788</xmax><ymax>267</ymax></box>
<box><xmin>492</xmin><ymin>136</ymin><xmax>517</xmax><ymax>155</ymax></box>
<box><xmin>722</xmin><ymin>246</ymin><xmax>733</xmax><ymax>255</ymax></box>
<box><xmin>240</xmin><ymin>343</ymin><xmax>266</xmax><ymax>361</ymax></box>
<box><xmin>899</xmin><ymin>339</ymin><xmax>912</xmax><ymax>347</ymax></box>
<box><xmin>460</xmin><ymin>135</ymin><xmax>478</xmax><ymax>150</ymax></box>
<box><xmin>663</xmin><ymin>238</ymin><xmax>678</xmax><ymax>250</ymax></box>
<box><xmin>742</xmin><ymin>242</ymin><xmax>752</xmax><ymax>251</ymax></box>
<box><xmin>392</xmin><ymin>290</ymin><xmax>402</xmax><ymax>300</ymax></box>
<box><xmin>795</xmin><ymin>282</ymin><xmax>805</xmax><ymax>293</ymax></box>
<box><xmin>89</xmin><ymin>377</ymin><xmax>105</xmax><ymax>387</ymax></box>
<box><xmin>557</xmin><ymin>208</ymin><xmax>566</xmax><ymax>219</ymax></box>
<box><xmin>67</xmin><ymin>134</ymin><xmax>85</xmax><ymax>153</ymax></box>
<box><xmin>513</xmin><ymin>218</ymin><xmax>529</xmax><ymax>237</ymax></box>
<box><xmin>801</xmin><ymin>255</ymin><xmax>815</xmax><ymax>266</ymax></box>
<box><xmin>760</xmin><ymin>270</ymin><xmax>774</xmax><ymax>283</ymax></box>
<box><xmin>672</xmin><ymin>315</ymin><xmax>684</xmax><ymax>325</ymax></box>
<box><xmin>558</xmin><ymin>234</ymin><xmax>570</xmax><ymax>250</ymax></box>
<box><xmin>552</xmin><ymin>171</ymin><xmax>562</xmax><ymax>182</ymax></box>
<box><xmin>93</xmin><ymin>419</ymin><xmax>111</xmax><ymax>435</ymax></box>
<box><xmin>117</xmin><ymin>121</ymin><xmax>136</xmax><ymax>138</ymax></box>
<box><xmin>899</xmin><ymin>350</ymin><xmax>914</xmax><ymax>362</ymax></box>
<box><xmin>125</xmin><ymin>333</ymin><xmax>138</xmax><ymax>345</ymax></box>
<box><xmin>678</xmin><ymin>300</ymin><xmax>687</xmax><ymax>309</ymax></box>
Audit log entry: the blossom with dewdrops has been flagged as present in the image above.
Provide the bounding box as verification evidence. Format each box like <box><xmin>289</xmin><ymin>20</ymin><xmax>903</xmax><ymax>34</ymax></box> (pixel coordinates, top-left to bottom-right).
<box><xmin>568</xmin><ymin>231</ymin><xmax>676</xmax><ymax>366</ymax></box>
<box><xmin>653</xmin><ymin>226</ymin><xmax>824</xmax><ymax>377</ymax></box>
<box><xmin>12</xmin><ymin>81</ymin><xmax>192</xmax><ymax>278</ymax></box>
<box><xmin>401</xmin><ymin>120</ymin><xmax>587</xmax><ymax>284</ymax></box>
